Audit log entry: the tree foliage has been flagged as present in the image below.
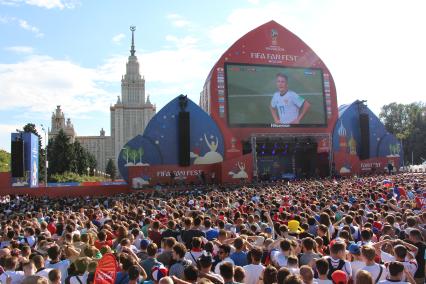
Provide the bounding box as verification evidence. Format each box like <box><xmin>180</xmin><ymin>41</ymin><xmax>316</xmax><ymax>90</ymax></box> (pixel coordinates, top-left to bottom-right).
<box><xmin>47</xmin><ymin>129</ymin><xmax>98</xmax><ymax>178</ymax></box>
<box><xmin>379</xmin><ymin>102</ymin><xmax>426</xmax><ymax>164</ymax></box>
<box><xmin>105</xmin><ymin>158</ymin><xmax>117</xmax><ymax>181</ymax></box>
<box><xmin>0</xmin><ymin>149</ymin><xmax>10</xmax><ymax>172</ymax></box>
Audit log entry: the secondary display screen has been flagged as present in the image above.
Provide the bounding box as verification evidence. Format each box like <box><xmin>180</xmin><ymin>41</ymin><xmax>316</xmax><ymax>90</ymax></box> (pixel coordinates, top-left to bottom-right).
<box><xmin>225</xmin><ymin>63</ymin><xmax>327</xmax><ymax>127</ymax></box>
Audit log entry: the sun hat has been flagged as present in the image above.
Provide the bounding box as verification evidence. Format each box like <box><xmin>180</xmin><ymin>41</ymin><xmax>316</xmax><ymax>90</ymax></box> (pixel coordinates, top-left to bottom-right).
<box><xmin>288</xmin><ymin>220</ymin><xmax>304</xmax><ymax>234</ymax></box>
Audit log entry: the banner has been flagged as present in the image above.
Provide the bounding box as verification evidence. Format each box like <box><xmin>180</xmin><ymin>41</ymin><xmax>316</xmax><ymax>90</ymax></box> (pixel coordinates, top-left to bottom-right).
<box><xmin>94</xmin><ymin>253</ymin><xmax>118</xmax><ymax>284</ymax></box>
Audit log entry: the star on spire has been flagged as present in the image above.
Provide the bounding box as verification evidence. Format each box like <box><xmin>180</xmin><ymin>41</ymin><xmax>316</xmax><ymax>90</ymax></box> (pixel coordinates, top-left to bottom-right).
<box><xmin>130</xmin><ymin>26</ymin><xmax>136</xmax><ymax>56</ymax></box>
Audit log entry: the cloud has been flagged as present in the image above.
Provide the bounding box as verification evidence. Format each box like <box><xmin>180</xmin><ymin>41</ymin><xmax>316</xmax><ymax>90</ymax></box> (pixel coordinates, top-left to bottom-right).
<box><xmin>0</xmin><ymin>17</ymin><xmax>44</xmax><ymax>38</ymax></box>
<box><xmin>0</xmin><ymin>55</ymin><xmax>118</xmax><ymax>117</ymax></box>
<box><xmin>0</xmin><ymin>123</ymin><xmax>21</xmax><ymax>151</ymax></box>
<box><xmin>206</xmin><ymin>0</ymin><xmax>426</xmax><ymax>114</ymax></box>
<box><xmin>165</xmin><ymin>35</ymin><xmax>198</xmax><ymax>49</ymax></box>
<box><xmin>0</xmin><ymin>0</ymin><xmax>79</xmax><ymax>9</ymax></box>
<box><xmin>18</xmin><ymin>19</ymin><xmax>44</xmax><ymax>38</ymax></box>
<box><xmin>112</xmin><ymin>33</ymin><xmax>125</xmax><ymax>44</ymax></box>
<box><xmin>4</xmin><ymin>46</ymin><xmax>34</xmax><ymax>54</ymax></box>
<box><xmin>166</xmin><ymin>13</ymin><xmax>191</xmax><ymax>28</ymax></box>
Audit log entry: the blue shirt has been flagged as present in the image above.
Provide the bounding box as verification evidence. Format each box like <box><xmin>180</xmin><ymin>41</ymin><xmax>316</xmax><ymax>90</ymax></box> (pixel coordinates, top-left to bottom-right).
<box><xmin>230</xmin><ymin>251</ymin><xmax>248</xmax><ymax>267</ymax></box>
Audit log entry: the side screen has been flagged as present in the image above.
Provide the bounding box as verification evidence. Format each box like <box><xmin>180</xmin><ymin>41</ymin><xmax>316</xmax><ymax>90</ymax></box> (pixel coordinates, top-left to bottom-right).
<box><xmin>226</xmin><ymin>63</ymin><xmax>327</xmax><ymax>127</ymax></box>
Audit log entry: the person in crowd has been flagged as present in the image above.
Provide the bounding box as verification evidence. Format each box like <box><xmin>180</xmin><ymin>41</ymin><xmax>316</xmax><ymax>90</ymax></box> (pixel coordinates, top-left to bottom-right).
<box><xmin>347</xmin><ymin>243</ymin><xmax>364</xmax><ymax>279</ymax></box>
<box><xmin>314</xmin><ymin>258</ymin><xmax>332</xmax><ymax>284</ymax></box>
<box><xmin>141</xmin><ymin>243</ymin><xmax>162</xmax><ymax>281</ymax></box>
<box><xmin>48</xmin><ymin>269</ymin><xmax>62</xmax><ymax>284</ymax></box>
<box><xmin>378</xmin><ymin>261</ymin><xmax>416</xmax><ymax>284</ymax></box>
<box><xmin>360</xmin><ymin>246</ymin><xmax>387</xmax><ymax>282</ymax></box>
<box><xmin>169</xmin><ymin>243</ymin><xmax>192</xmax><ymax>279</ymax></box>
<box><xmin>325</xmin><ymin>241</ymin><xmax>352</xmax><ymax>279</ymax></box>
<box><xmin>355</xmin><ymin>270</ymin><xmax>374</xmax><ymax>284</ymax></box>
<box><xmin>214</xmin><ymin>244</ymin><xmax>234</xmax><ymax>275</ymax></box>
<box><xmin>230</xmin><ymin>238</ymin><xmax>248</xmax><ymax>267</ymax></box>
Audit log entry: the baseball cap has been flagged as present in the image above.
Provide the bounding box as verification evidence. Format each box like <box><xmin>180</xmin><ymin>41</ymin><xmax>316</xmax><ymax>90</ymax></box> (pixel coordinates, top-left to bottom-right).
<box><xmin>152</xmin><ymin>265</ymin><xmax>168</xmax><ymax>281</ymax></box>
<box><xmin>264</xmin><ymin>227</ymin><xmax>273</xmax><ymax>234</ymax></box>
<box><xmin>331</xmin><ymin>270</ymin><xmax>348</xmax><ymax>284</ymax></box>
<box><xmin>348</xmin><ymin>243</ymin><xmax>360</xmax><ymax>255</ymax></box>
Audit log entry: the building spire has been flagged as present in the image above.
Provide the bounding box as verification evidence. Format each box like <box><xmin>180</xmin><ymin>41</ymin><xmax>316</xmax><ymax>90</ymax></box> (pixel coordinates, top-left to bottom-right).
<box><xmin>130</xmin><ymin>26</ymin><xmax>136</xmax><ymax>56</ymax></box>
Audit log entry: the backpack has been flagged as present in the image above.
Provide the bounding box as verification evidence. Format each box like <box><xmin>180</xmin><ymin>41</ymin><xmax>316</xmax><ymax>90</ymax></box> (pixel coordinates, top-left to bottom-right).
<box><xmin>374</xmin><ymin>265</ymin><xmax>383</xmax><ymax>283</ymax></box>
<box><xmin>327</xmin><ymin>258</ymin><xmax>345</xmax><ymax>280</ymax></box>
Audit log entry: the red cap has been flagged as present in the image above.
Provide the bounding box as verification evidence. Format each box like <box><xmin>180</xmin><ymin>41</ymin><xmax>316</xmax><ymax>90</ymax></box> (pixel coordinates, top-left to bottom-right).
<box><xmin>331</xmin><ymin>270</ymin><xmax>347</xmax><ymax>284</ymax></box>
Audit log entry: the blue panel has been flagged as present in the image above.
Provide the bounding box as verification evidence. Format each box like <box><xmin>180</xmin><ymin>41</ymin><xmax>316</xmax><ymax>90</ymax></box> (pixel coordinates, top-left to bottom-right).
<box><xmin>118</xmin><ymin>96</ymin><xmax>225</xmax><ymax>183</ymax></box>
<box><xmin>11</xmin><ymin>132</ymin><xmax>39</xmax><ymax>187</ymax></box>
<box><xmin>332</xmin><ymin>101</ymin><xmax>403</xmax><ymax>161</ymax></box>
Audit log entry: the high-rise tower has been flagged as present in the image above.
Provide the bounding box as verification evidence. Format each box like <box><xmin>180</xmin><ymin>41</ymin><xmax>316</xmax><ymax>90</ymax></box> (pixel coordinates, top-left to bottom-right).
<box><xmin>110</xmin><ymin>26</ymin><xmax>156</xmax><ymax>161</ymax></box>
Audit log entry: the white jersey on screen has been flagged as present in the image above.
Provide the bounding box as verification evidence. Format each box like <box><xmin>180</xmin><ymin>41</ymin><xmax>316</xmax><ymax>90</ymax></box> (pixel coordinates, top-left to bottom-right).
<box><xmin>271</xmin><ymin>91</ymin><xmax>305</xmax><ymax>124</ymax></box>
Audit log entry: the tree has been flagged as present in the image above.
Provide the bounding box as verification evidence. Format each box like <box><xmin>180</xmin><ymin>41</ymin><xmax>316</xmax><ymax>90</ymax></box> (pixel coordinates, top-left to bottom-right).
<box><xmin>47</xmin><ymin>129</ymin><xmax>72</xmax><ymax>175</ymax></box>
<box><xmin>22</xmin><ymin>123</ymin><xmax>45</xmax><ymax>182</ymax></box>
<box><xmin>0</xmin><ymin>149</ymin><xmax>10</xmax><ymax>172</ymax></box>
<box><xmin>105</xmin><ymin>159</ymin><xmax>117</xmax><ymax>181</ymax></box>
<box><xmin>70</xmin><ymin>141</ymin><xmax>90</xmax><ymax>175</ymax></box>
<box><xmin>87</xmin><ymin>152</ymin><xmax>97</xmax><ymax>176</ymax></box>
<box><xmin>379</xmin><ymin>102</ymin><xmax>426</xmax><ymax>164</ymax></box>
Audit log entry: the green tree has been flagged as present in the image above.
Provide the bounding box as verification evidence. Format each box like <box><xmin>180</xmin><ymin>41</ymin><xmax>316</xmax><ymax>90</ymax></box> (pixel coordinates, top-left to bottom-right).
<box><xmin>69</xmin><ymin>141</ymin><xmax>90</xmax><ymax>175</ymax></box>
<box><xmin>0</xmin><ymin>149</ymin><xmax>11</xmax><ymax>172</ymax></box>
<box><xmin>129</xmin><ymin>148</ymin><xmax>138</xmax><ymax>164</ymax></box>
<box><xmin>379</xmin><ymin>102</ymin><xmax>426</xmax><ymax>164</ymax></box>
<box><xmin>138</xmin><ymin>147</ymin><xmax>144</xmax><ymax>164</ymax></box>
<box><xmin>22</xmin><ymin>123</ymin><xmax>46</xmax><ymax>181</ymax></box>
<box><xmin>47</xmin><ymin>129</ymin><xmax>72</xmax><ymax>175</ymax></box>
<box><xmin>87</xmin><ymin>152</ymin><xmax>97</xmax><ymax>176</ymax></box>
<box><xmin>105</xmin><ymin>158</ymin><xmax>117</xmax><ymax>181</ymax></box>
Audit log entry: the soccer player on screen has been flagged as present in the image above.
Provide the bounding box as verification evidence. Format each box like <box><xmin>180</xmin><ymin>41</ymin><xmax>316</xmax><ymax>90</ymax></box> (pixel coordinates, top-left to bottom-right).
<box><xmin>270</xmin><ymin>73</ymin><xmax>310</xmax><ymax>124</ymax></box>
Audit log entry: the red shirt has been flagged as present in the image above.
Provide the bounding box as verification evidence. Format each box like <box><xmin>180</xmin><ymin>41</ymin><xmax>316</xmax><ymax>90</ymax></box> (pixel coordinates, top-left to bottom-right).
<box><xmin>148</xmin><ymin>230</ymin><xmax>162</xmax><ymax>247</ymax></box>
<box><xmin>47</xmin><ymin>223</ymin><xmax>56</xmax><ymax>235</ymax></box>
<box><xmin>94</xmin><ymin>239</ymin><xmax>113</xmax><ymax>250</ymax></box>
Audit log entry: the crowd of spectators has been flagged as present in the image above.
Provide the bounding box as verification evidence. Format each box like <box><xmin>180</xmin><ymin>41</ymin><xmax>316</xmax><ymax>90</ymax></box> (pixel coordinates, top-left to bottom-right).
<box><xmin>0</xmin><ymin>173</ymin><xmax>424</xmax><ymax>284</ymax></box>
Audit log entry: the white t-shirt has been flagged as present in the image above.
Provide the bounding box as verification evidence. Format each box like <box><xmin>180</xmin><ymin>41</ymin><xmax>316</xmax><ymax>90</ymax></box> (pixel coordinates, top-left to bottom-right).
<box><xmin>361</xmin><ymin>263</ymin><xmax>387</xmax><ymax>282</ymax></box>
<box><xmin>400</xmin><ymin>260</ymin><xmax>418</xmax><ymax>281</ymax></box>
<box><xmin>46</xmin><ymin>259</ymin><xmax>70</xmax><ymax>284</ymax></box>
<box><xmin>243</xmin><ymin>263</ymin><xmax>265</xmax><ymax>284</ymax></box>
<box><xmin>270</xmin><ymin>91</ymin><xmax>305</xmax><ymax>124</ymax></box>
<box><xmin>270</xmin><ymin>250</ymin><xmax>288</xmax><ymax>267</ymax></box>
<box><xmin>214</xmin><ymin>257</ymin><xmax>234</xmax><ymax>275</ymax></box>
<box><xmin>0</xmin><ymin>270</ymin><xmax>25</xmax><ymax>284</ymax></box>
<box><xmin>185</xmin><ymin>250</ymin><xmax>204</xmax><ymax>264</ymax></box>
<box><xmin>69</xmin><ymin>273</ymin><xmax>88</xmax><ymax>284</ymax></box>
<box><xmin>36</xmin><ymin>268</ymin><xmax>53</xmax><ymax>279</ymax></box>
<box><xmin>315</xmin><ymin>279</ymin><xmax>333</xmax><ymax>284</ymax></box>
<box><xmin>350</xmin><ymin>260</ymin><xmax>365</xmax><ymax>279</ymax></box>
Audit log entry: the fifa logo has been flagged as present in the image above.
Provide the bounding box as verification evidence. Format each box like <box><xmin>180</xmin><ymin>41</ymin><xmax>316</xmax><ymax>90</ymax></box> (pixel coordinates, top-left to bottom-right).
<box><xmin>271</xmin><ymin>29</ymin><xmax>278</xmax><ymax>45</ymax></box>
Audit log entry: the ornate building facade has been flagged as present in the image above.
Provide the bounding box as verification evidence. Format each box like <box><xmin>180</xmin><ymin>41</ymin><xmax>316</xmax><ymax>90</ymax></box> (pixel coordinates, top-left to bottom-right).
<box><xmin>48</xmin><ymin>27</ymin><xmax>156</xmax><ymax>173</ymax></box>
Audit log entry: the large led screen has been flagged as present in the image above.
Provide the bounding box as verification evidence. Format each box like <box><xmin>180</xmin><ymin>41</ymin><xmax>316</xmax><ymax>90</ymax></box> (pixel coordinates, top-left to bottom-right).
<box><xmin>226</xmin><ymin>63</ymin><xmax>327</xmax><ymax>127</ymax></box>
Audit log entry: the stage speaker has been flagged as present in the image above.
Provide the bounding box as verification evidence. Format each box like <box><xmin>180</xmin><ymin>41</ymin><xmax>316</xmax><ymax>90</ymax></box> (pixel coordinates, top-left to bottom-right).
<box><xmin>242</xmin><ymin>140</ymin><xmax>252</xmax><ymax>155</ymax></box>
<box><xmin>359</xmin><ymin>113</ymin><xmax>370</xmax><ymax>160</ymax></box>
<box><xmin>178</xmin><ymin>111</ymin><xmax>190</xmax><ymax>166</ymax></box>
<box><xmin>11</xmin><ymin>139</ymin><xmax>24</xmax><ymax>177</ymax></box>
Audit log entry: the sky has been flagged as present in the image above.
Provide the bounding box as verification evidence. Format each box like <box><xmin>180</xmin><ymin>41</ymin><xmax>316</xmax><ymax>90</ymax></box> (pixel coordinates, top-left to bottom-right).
<box><xmin>1</xmin><ymin>0</ymin><xmax>425</xmax><ymax>151</ymax></box>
